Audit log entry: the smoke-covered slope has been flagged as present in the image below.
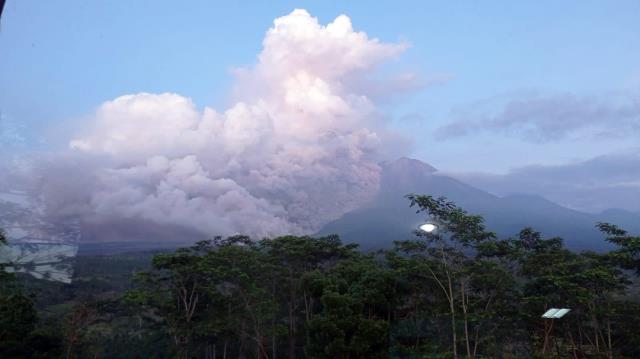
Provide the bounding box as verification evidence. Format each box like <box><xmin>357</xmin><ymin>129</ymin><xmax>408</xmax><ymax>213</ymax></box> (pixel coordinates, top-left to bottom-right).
<box><xmin>319</xmin><ymin>158</ymin><xmax>640</xmax><ymax>250</ymax></box>
<box><xmin>3</xmin><ymin>158</ymin><xmax>638</xmax><ymax>253</ymax></box>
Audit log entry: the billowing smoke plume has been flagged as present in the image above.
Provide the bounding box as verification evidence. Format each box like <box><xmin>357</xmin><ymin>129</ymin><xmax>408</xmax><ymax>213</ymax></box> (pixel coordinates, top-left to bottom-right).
<box><xmin>9</xmin><ymin>9</ymin><xmax>411</xmax><ymax>241</ymax></box>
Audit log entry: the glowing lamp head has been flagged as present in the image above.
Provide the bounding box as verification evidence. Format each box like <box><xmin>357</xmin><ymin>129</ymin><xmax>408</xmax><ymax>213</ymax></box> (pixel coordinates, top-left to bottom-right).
<box><xmin>419</xmin><ymin>223</ymin><xmax>437</xmax><ymax>233</ymax></box>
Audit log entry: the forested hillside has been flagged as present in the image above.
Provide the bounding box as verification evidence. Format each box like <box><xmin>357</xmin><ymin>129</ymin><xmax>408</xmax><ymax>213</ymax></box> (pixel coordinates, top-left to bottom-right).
<box><xmin>1</xmin><ymin>195</ymin><xmax>639</xmax><ymax>358</ymax></box>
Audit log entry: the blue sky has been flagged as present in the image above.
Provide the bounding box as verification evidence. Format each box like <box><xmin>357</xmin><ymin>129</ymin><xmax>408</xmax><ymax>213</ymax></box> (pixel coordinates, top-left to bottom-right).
<box><xmin>1</xmin><ymin>0</ymin><xmax>639</xmax><ymax>173</ymax></box>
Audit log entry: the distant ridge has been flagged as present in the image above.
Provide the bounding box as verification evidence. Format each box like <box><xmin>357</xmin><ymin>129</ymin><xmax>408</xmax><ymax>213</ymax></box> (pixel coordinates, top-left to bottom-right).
<box><xmin>319</xmin><ymin>157</ymin><xmax>640</xmax><ymax>251</ymax></box>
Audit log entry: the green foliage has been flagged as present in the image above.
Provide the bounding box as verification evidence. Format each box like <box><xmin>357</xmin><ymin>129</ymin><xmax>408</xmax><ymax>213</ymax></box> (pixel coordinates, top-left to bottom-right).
<box><xmin>597</xmin><ymin>222</ymin><xmax>640</xmax><ymax>275</ymax></box>
<box><xmin>305</xmin><ymin>254</ymin><xmax>395</xmax><ymax>359</ymax></box>
<box><xmin>0</xmin><ymin>232</ymin><xmax>40</xmax><ymax>358</ymax></box>
<box><xmin>0</xmin><ymin>290</ymin><xmax>38</xmax><ymax>354</ymax></box>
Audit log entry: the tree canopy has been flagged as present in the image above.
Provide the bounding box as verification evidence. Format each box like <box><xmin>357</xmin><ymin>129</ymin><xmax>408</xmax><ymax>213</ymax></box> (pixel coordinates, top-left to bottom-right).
<box><xmin>1</xmin><ymin>195</ymin><xmax>640</xmax><ymax>358</ymax></box>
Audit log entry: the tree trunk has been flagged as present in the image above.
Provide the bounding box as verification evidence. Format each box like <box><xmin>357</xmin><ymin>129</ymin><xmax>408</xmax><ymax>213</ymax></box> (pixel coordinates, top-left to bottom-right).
<box><xmin>590</xmin><ymin>302</ymin><xmax>600</xmax><ymax>353</ymax></box>
<box><xmin>303</xmin><ymin>291</ymin><xmax>311</xmax><ymax>323</ymax></box>
<box><xmin>577</xmin><ymin>323</ymin><xmax>584</xmax><ymax>352</ymax></box>
<box><xmin>239</xmin><ymin>320</ymin><xmax>248</xmax><ymax>359</ymax></box>
<box><xmin>65</xmin><ymin>339</ymin><xmax>75</xmax><ymax>359</ymax></box>
<box><xmin>607</xmin><ymin>318</ymin><xmax>613</xmax><ymax>359</ymax></box>
<box><xmin>272</xmin><ymin>333</ymin><xmax>276</xmax><ymax>359</ymax></box>
<box><xmin>566</xmin><ymin>324</ymin><xmax>578</xmax><ymax>359</ymax></box>
<box><xmin>472</xmin><ymin>327</ymin><xmax>480</xmax><ymax>358</ymax></box>
<box><xmin>461</xmin><ymin>281</ymin><xmax>471</xmax><ymax>359</ymax></box>
<box><xmin>288</xmin><ymin>286</ymin><xmax>296</xmax><ymax>359</ymax></box>
<box><xmin>542</xmin><ymin>319</ymin><xmax>554</xmax><ymax>354</ymax></box>
<box><xmin>448</xmin><ymin>275</ymin><xmax>458</xmax><ymax>359</ymax></box>
<box><xmin>271</xmin><ymin>280</ymin><xmax>277</xmax><ymax>359</ymax></box>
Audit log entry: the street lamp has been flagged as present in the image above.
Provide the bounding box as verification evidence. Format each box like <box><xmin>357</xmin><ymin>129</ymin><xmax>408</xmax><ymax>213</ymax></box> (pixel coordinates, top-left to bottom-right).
<box><xmin>419</xmin><ymin>223</ymin><xmax>437</xmax><ymax>233</ymax></box>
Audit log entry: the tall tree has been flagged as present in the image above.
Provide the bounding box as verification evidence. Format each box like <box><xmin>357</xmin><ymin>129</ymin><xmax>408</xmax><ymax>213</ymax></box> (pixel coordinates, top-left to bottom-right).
<box><xmin>304</xmin><ymin>253</ymin><xmax>395</xmax><ymax>359</ymax></box>
<box><xmin>259</xmin><ymin>234</ymin><xmax>357</xmax><ymax>359</ymax></box>
<box><xmin>396</xmin><ymin>195</ymin><xmax>496</xmax><ymax>359</ymax></box>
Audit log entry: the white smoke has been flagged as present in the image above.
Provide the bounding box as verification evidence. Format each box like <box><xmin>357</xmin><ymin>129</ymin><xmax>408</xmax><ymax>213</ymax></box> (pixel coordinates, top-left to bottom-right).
<box><xmin>10</xmin><ymin>9</ymin><xmax>412</xmax><ymax>240</ymax></box>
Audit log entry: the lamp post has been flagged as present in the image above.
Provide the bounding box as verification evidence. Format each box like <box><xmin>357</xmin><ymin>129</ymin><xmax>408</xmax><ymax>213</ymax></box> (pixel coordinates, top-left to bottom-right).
<box><xmin>418</xmin><ymin>221</ymin><xmax>464</xmax><ymax>359</ymax></box>
<box><xmin>541</xmin><ymin>308</ymin><xmax>571</xmax><ymax>354</ymax></box>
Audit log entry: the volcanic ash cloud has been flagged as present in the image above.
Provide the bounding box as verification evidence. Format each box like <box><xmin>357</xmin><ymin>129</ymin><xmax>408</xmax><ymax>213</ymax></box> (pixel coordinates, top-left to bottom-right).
<box><xmin>33</xmin><ymin>9</ymin><xmax>410</xmax><ymax>240</ymax></box>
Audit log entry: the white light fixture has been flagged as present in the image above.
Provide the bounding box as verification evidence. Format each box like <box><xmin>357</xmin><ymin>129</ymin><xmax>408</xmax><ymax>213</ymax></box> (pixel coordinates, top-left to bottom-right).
<box><xmin>419</xmin><ymin>223</ymin><xmax>437</xmax><ymax>233</ymax></box>
<box><xmin>541</xmin><ymin>308</ymin><xmax>571</xmax><ymax>319</ymax></box>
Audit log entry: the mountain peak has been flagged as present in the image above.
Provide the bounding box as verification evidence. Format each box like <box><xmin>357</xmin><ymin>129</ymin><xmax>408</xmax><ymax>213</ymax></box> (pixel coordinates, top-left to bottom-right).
<box><xmin>381</xmin><ymin>157</ymin><xmax>438</xmax><ymax>174</ymax></box>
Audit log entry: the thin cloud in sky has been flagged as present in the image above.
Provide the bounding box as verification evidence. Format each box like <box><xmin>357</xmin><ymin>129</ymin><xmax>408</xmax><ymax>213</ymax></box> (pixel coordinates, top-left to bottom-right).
<box><xmin>0</xmin><ymin>112</ymin><xmax>25</xmax><ymax>148</ymax></box>
<box><xmin>435</xmin><ymin>91</ymin><xmax>640</xmax><ymax>142</ymax></box>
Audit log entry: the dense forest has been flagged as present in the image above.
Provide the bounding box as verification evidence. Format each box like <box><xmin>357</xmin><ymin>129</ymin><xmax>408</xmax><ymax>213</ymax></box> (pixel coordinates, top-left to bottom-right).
<box><xmin>1</xmin><ymin>194</ymin><xmax>640</xmax><ymax>358</ymax></box>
